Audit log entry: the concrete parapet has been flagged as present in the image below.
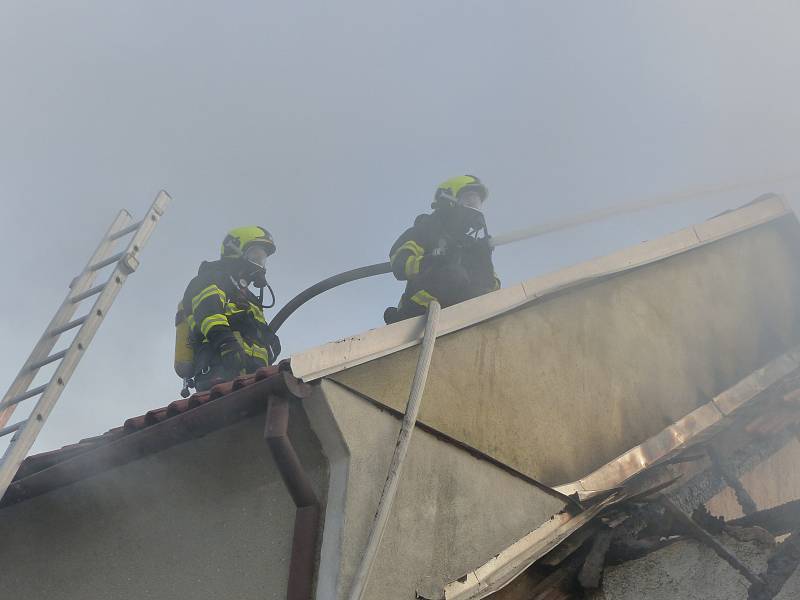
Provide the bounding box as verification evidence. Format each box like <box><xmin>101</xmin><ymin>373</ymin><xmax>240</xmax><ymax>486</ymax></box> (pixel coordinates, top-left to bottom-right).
<box><xmin>327</xmin><ymin>212</ymin><xmax>800</xmax><ymax>485</ymax></box>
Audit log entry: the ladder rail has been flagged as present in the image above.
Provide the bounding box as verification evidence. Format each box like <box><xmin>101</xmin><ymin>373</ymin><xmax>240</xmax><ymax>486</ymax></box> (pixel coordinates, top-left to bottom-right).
<box><xmin>0</xmin><ymin>209</ymin><xmax>133</xmax><ymax>430</ymax></box>
<box><xmin>0</xmin><ymin>191</ymin><xmax>170</xmax><ymax>501</ymax></box>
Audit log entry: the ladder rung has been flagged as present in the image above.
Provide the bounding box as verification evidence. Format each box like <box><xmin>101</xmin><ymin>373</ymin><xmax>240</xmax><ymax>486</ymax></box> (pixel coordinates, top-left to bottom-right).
<box><xmin>70</xmin><ymin>282</ymin><xmax>107</xmax><ymax>304</ymax></box>
<box><xmin>0</xmin><ymin>385</ymin><xmax>48</xmax><ymax>411</ymax></box>
<box><xmin>0</xmin><ymin>194</ymin><xmax>170</xmax><ymax>505</ymax></box>
<box><xmin>48</xmin><ymin>315</ymin><xmax>88</xmax><ymax>337</ymax></box>
<box><xmin>27</xmin><ymin>350</ymin><xmax>67</xmax><ymax>372</ymax></box>
<box><xmin>89</xmin><ymin>251</ymin><xmax>125</xmax><ymax>272</ymax></box>
<box><xmin>0</xmin><ymin>420</ymin><xmax>26</xmax><ymax>439</ymax></box>
<box><xmin>109</xmin><ymin>220</ymin><xmax>142</xmax><ymax>241</ymax></box>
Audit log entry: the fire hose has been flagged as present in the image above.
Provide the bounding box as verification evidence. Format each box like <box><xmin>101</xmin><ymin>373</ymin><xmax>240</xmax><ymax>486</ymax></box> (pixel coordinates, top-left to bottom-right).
<box><xmin>346</xmin><ymin>300</ymin><xmax>441</xmax><ymax>600</ymax></box>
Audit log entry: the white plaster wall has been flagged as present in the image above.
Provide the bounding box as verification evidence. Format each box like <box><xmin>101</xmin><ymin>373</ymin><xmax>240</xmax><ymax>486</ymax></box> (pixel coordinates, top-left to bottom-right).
<box><xmin>0</xmin><ymin>413</ymin><xmax>327</xmax><ymax>600</ymax></box>
<box><xmin>305</xmin><ymin>379</ymin><xmax>566</xmax><ymax>600</ymax></box>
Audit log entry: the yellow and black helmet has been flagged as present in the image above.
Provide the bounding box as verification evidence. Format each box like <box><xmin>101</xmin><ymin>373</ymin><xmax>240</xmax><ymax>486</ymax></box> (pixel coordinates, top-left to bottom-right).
<box><xmin>220</xmin><ymin>226</ymin><xmax>276</xmax><ymax>260</ymax></box>
<box><xmin>433</xmin><ymin>175</ymin><xmax>488</xmax><ymax>207</ymax></box>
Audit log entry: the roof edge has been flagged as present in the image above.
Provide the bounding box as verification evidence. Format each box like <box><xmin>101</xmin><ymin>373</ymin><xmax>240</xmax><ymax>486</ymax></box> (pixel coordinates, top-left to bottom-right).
<box><xmin>2</xmin><ymin>370</ymin><xmax>309</xmax><ymax>508</ymax></box>
<box><xmin>290</xmin><ymin>194</ymin><xmax>792</xmax><ymax>382</ymax></box>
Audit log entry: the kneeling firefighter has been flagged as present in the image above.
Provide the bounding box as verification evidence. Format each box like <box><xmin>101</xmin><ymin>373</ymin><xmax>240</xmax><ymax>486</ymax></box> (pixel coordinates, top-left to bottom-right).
<box><xmin>174</xmin><ymin>226</ymin><xmax>281</xmax><ymax>392</ymax></box>
<box><xmin>384</xmin><ymin>175</ymin><xmax>500</xmax><ymax>323</ymax></box>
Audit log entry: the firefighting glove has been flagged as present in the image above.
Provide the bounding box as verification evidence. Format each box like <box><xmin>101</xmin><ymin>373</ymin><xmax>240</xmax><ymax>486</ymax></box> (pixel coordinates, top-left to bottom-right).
<box><xmin>420</xmin><ymin>252</ymin><xmax>449</xmax><ymax>273</ymax></box>
<box><xmin>263</xmin><ymin>327</ymin><xmax>281</xmax><ymax>364</ymax></box>
<box><xmin>218</xmin><ymin>339</ymin><xmax>248</xmax><ymax>377</ymax></box>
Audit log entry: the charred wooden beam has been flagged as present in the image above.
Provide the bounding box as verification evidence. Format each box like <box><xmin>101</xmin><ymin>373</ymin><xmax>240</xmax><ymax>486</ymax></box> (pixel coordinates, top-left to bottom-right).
<box><xmin>707</xmin><ymin>446</ymin><xmax>758</xmax><ymax>515</ymax></box>
<box><xmin>528</xmin><ymin>553</ymin><xmax>584</xmax><ymax>600</ymax></box>
<box><xmin>731</xmin><ymin>500</ymin><xmax>800</xmax><ymax>536</ymax></box>
<box><xmin>660</xmin><ymin>497</ymin><xmax>766</xmax><ymax>588</ymax></box>
<box><xmin>748</xmin><ymin>531</ymin><xmax>800</xmax><ymax>600</ymax></box>
<box><xmin>668</xmin><ymin>423</ymin><xmax>800</xmax><ymax>514</ymax></box>
<box><xmin>607</xmin><ymin>536</ymin><xmax>685</xmax><ymax>564</ymax></box>
<box><xmin>692</xmin><ymin>504</ymin><xmax>726</xmax><ymax>534</ymax></box>
<box><xmin>577</xmin><ymin>529</ymin><xmax>614</xmax><ymax>590</ymax></box>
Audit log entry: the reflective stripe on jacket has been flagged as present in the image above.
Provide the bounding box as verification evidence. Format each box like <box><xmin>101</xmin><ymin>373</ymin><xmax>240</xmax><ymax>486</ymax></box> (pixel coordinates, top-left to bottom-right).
<box><xmin>389</xmin><ymin>211</ymin><xmax>500</xmax><ymax>312</ymax></box>
<box><xmin>183</xmin><ymin>259</ymin><xmax>274</xmax><ymax>369</ymax></box>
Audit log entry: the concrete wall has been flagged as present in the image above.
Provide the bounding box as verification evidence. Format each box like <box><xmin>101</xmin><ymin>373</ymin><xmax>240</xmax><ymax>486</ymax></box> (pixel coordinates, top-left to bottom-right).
<box><xmin>305</xmin><ymin>379</ymin><xmax>565</xmax><ymax>600</ymax></box>
<box><xmin>331</xmin><ymin>217</ymin><xmax>800</xmax><ymax>485</ymax></box>
<box><xmin>590</xmin><ymin>534</ymin><xmax>800</xmax><ymax>600</ymax></box>
<box><xmin>0</xmin><ymin>411</ymin><xmax>327</xmax><ymax>600</ymax></box>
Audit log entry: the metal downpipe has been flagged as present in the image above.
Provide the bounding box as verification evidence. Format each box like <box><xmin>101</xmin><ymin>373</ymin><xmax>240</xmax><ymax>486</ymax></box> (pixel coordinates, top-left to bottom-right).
<box><xmin>265</xmin><ymin>394</ymin><xmax>321</xmax><ymax>600</ymax></box>
<box><xmin>347</xmin><ymin>300</ymin><xmax>442</xmax><ymax>600</ymax></box>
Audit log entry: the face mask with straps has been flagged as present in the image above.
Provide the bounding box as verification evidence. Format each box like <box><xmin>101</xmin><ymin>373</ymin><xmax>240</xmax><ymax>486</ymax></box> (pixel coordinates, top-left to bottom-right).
<box><xmin>435</xmin><ymin>187</ymin><xmax>489</xmax><ymax>238</ymax></box>
<box><xmin>234</xmin><ymin>245</ymin><xmax>277</xmax><ymax>308</ymax></box>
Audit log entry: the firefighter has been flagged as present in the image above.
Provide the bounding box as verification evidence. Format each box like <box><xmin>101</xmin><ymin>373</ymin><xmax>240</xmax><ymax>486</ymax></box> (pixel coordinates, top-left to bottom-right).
<box><xmin>384</xmin><ymin>175</ymin><xmax>500</xmax><ymax>323</ymax></box>
<box><xmin>176</xmin><ymin>226</ymin><xmax>281</xmax><ymax>391</ymax></box>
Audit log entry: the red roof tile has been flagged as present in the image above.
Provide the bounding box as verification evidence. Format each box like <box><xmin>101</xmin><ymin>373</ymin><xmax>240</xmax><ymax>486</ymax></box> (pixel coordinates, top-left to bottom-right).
<box><xmin>12</xmin><ymin>364</ymin><xmax>286</xmax><ymax>484</ymax></box>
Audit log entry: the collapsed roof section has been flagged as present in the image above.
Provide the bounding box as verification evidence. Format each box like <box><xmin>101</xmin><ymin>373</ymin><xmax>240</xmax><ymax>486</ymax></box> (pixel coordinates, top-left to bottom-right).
<box><xmin>440</xmin><ymin>346</ymin><xmax>800</xmax><ymax>599</ymax></box>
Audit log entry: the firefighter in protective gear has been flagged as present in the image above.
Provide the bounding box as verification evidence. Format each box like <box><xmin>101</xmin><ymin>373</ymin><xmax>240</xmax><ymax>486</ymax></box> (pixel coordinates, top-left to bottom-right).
<box><xmin>178</xmin><ymin>226</ymin><xmax>281</xmax><ymax>391</ymax></box>
<box><xmin>384</xmin><ymin>175</ymin><xmax>500</xmax><ymax>323</ymax></box>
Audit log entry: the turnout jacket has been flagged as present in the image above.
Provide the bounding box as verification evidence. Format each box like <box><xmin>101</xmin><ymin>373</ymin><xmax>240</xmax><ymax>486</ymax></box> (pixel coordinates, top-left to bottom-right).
<box><xmin>389</xmin><ymin>210</ymin><xmax>500</xmax><ymax>314</ymax></box>
<box><xmin>182</xmin><ymin>259</ymin><xmax>279</xmax><ymax>371</ymax></box>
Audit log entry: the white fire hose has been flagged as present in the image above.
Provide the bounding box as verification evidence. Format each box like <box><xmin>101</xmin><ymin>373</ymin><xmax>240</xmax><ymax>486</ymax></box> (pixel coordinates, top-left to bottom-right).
<box><xmin>347</xmin><ymin>300</ymin><xmax>442</xmax><ymax>600</ymax></box>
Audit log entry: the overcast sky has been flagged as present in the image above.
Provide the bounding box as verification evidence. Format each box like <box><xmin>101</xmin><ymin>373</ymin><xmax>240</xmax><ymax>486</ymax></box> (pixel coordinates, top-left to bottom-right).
<box><xmin>2</xmin><ymin>1</ymin><xmax>800</xmax><ymax>454</ymax></box>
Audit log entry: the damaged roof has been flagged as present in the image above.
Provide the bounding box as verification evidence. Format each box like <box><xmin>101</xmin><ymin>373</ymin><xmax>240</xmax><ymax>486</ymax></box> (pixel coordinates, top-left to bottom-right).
<box><xmin>440</xmin><ymin>347</ymin><xmax>800</xmax><ymax>600</ymax></box>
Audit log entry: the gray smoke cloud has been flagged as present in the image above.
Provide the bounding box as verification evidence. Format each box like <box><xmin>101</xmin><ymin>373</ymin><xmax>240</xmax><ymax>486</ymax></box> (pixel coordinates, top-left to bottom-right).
<box><xmin>2</xmin><ymin>0</ymin><xmax>800</xmax><ymax>453</ymax></box>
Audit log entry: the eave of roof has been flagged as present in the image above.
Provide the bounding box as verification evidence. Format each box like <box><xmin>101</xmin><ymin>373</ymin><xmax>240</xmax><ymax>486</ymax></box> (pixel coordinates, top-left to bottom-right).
<box><xmin>1</xmin><ymin>364</ymin><xmax>311</xmax><ymax>508</ymax></box>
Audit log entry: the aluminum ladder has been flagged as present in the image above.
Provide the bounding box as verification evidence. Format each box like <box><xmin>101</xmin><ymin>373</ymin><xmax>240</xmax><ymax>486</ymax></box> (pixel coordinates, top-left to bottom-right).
<box><xmin>0</xmin><ymin>190</ymin><xmax>171</xmax><ymax>501</ymax></box>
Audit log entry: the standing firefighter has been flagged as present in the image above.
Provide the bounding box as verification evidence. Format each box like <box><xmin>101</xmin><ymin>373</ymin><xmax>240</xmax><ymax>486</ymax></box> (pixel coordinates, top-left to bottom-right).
<box><xmin>385</xmin><ymin>175</ymin><xmax>500</xmax><ymax>323</ymax></box>
<box><xmin>175</xmin><ymin>226</ymin><xmax>281</xmax><ymax>391</ymax></box>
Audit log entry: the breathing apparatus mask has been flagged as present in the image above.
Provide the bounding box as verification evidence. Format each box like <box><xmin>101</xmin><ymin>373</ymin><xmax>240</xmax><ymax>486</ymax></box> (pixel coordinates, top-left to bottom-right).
<box><xmin>431</xmin><ymin>176</ymin><xmax>490</xmax><ymax>239</ymax></box>
<box><xmin>236</xmin><ymin>244</ymin><xmax>276</xmax><ymax>308</ymax></box>
<box><xmin>436</xmin><ymin>192</ymin><xmax>488</xmax><ymax>238</ymax></box>
<box><xmin>243</xmin><ymin>245</ymin><xmax>269</xmax><ymax>286</ymax></box>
